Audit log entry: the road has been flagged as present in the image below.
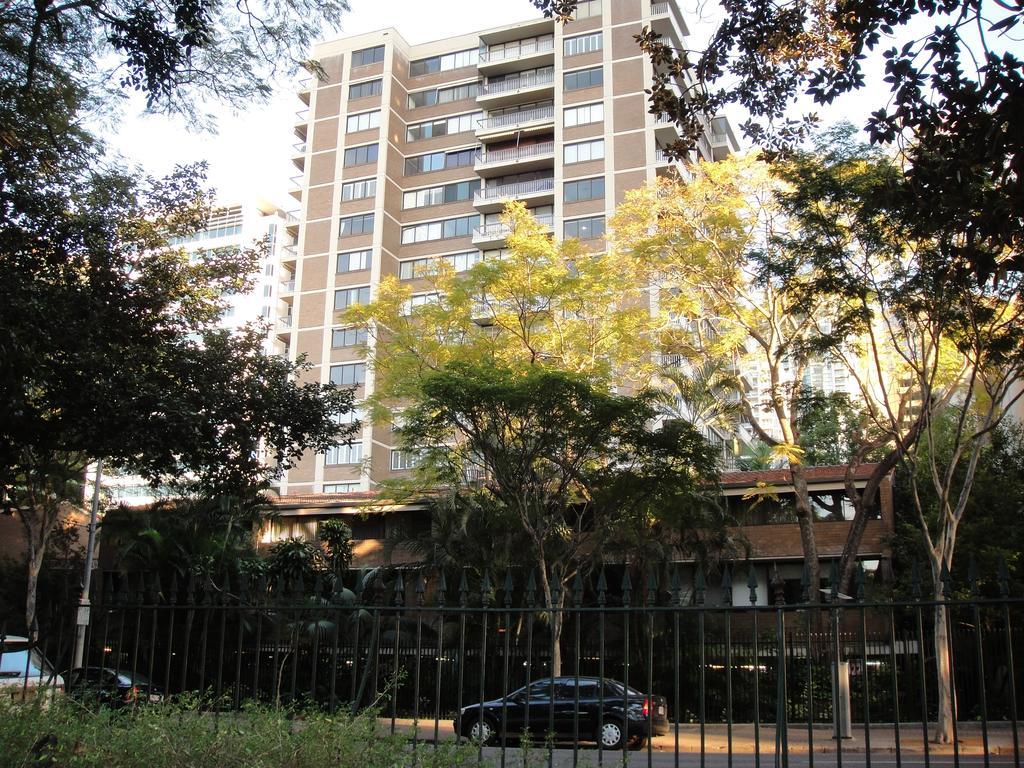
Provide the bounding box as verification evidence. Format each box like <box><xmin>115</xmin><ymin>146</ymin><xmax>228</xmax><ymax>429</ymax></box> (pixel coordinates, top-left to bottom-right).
<box><xmin>459</xmin><ymin>748</ymin><xmax>1019</xmax><ymax>768</ymax></box>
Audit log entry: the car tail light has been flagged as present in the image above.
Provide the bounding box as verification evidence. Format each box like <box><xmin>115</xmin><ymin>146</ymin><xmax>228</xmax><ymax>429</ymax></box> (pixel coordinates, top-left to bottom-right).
<box><xmin>642</xmin><ymin>698</ymin><xmax>649</xmax><ymax>717</ymax></box>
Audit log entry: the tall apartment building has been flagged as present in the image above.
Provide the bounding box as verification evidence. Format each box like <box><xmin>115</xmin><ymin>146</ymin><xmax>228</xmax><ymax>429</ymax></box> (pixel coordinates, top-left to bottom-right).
<box><xmin>277</xmin><ymin>0</ymin><xmax>738</xmax><ymax>498</ymax></box>
<box><xmin>86</xmin><ymin>198</ymin><xmax>296</xmax><ymax>508</ymax></box>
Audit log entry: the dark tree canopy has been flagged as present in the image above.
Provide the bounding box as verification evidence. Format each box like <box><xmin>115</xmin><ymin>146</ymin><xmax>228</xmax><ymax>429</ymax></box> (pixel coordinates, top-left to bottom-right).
<box><xmin>532</xmin><ymin>0</ymin><xmax>1023</xmax><ymax>280</ymax></box>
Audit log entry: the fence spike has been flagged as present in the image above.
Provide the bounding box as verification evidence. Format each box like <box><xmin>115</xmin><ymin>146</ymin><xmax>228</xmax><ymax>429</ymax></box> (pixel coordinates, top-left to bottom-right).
<box><xmin>856</xmin><ymin>562</ymin><xmax>866</xmax><ymax>602</ymax></box>
<box><xmin>274</xmin><ymin>574</ymin><xmax>286</xmax><ymax>604</ymax></box>
<box><xmin>238</xmin><ymin>572</ymin><xmax>250</xmax><ymax>604</ymax></box>
<box><xmin>621</xmin><ymin>567</ymin><xmax>633</xmax><ymax>607</ymax></box>
<box><xmin>721</xmin><ymin>565</ymin><xmax>733</xmax><ymax>606</ymax></box>
<box><xmin>458</xmin><ymin>568</ymin><xmax>469</xmax><ymax>607</ymax></box>
<box><xmin>371</xmin><ymin>569</ymin><xmax>386</xmax><ymax>605</ymax></box>
<box><xmin>167</xmin><ymin>572</ymin><xmax>179</xmax><ymax>605</ymax></box>
<box><xmin>940</xmin><ymin>560</ymin><xmax>952</xmax><ymax>600</ymax></box>
<box><xmin>670</xmin><ymin>565</ymin><xmax>682</xmax><ymax>606</ymax></box>
<box><xmin>503</xmin><ymin>568</ymin><xmax>514</xmax><ymax>608</ymax></box>
<box><xmin>829</xmin><ymin>560</ymin><xmax>839</xmax><ymax>603</ymax></box>
<box><xmin>695</xmin><ymin>566</ymin><xmax>706</xmax><ymax>606</ymax></box>
<box><xmin>968</xmin><ymin>555</ymin><xmax>980</xmax><ymax>598</ymax></box>
<box><xmin>572</xmin><ymin>571</ymin><xmax>584</xmax><ymax>607</ymax></box>
<box><xmin>295</xmin><ymin>572</ymin><xmax>306</xmax><ymax>600</ymax></box>
<box><xmin>747</xmin><ymin>565</ymin><xmax>758</xmax><ymax>605</ymax></box>
<box><xmin>550</xmin><ymin>568</ymin><xmax>562</xmax><ymax>609</ymax></box>
<box><xmin>910</xmin><ymin>561</ymin><xmax>922</xmax><ymax>600</ymax></box>
<box><xmin>312</xmin><ymin>572</ymin><xmax>324</xmax><ymax>600</ymax></box>
<box><xmin>415</xmin><ymin>570</ymin><xmax>426</xmax><ymax>604</ymax></box>
<box><xmin>646</xmin><ymin>568</ymin><xmax>658</xmax><ymax>606</ymax></box>
<box><xmin>394</xmin><ymin>572</ymin><xmax>405</xmax><ymax>606</ymax></box>
<box><xmin>220</xmin><ymin>572</ymin><xmax>232</xmax><ymax>604</ymax></box>
<box><xmin>481</xmin><ymin>570</ymin><xmax>492</xmax><ymax>608</ymax></box>
<box><xmin>255</xmin><ymin>574</ymin><xmax>268</xmax><ymax>604</ymax></box>
<box><xmin>149</xmin><ymin>572</ymin><xmax>162</xmax><ymax>605</ymax></box>
<box><xmin>115</xmin><ymin>573</ymin><xmax>129</xmax><ymax>606</ymax></box>
<box><xmin>998</xmin><ymin>555</ymin><xmax>1010</xmax><ymax>598</ymax></box>
<box><xmin>437</xmin><ymin>569</ymin><xmax>447</xmax><ymax>608</ymax></box>
<box><xmin>596</xmin><ymin>567</ymin><xmax>608</xmax><ymax>607</ymax></box>
<box><xmin>800</xmin><ymin>562</ymin><xmax>810</xmax><ymax>604</ymax></box>
<box><xmin>526</xmin><ymin>569</ymin><xmax>537</xmax><ymax>608</ymax></box>
<box><xmin>184</xmin><ymin>573</ymin><xmax>197</xmax><ymax>606</ymax></box>
<box><xmin>770</xmin><ymin>563</ymin><xmax>785</xmax><ymax>607</ymax></box>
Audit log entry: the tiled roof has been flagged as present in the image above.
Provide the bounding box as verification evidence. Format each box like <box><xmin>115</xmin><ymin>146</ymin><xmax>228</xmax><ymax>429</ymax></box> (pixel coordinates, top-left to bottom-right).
<box><xmin>719</xmin><ymin>463</ymin><xmax>882</xmax><ymax>489</ymax></box>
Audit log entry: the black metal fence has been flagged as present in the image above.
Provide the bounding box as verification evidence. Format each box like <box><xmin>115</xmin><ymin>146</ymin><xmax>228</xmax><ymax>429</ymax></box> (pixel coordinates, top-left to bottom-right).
<box><xmin>5</xmin><ymin>563</ymin><xmax>1023</xmax><ymax>767</ymax></box>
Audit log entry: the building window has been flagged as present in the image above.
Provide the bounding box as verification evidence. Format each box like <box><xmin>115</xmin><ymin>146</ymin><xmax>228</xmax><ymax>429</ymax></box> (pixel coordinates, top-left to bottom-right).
<box><xmin>343</xmin><ymin>143</ymin><xmax>378</xmax><ymax>167</ymax></box>
<box><xmin>406</xmin><ymin>111</ymin><xmax>482</xmax><ymax>142</ymax></box>
<box><xmin>400</xmin><ymin>292</ymin><xmax>442</xmax><ymax>316</ymax></box>
<box><xmin>564</xmin><ymin>177</ymin><xmax>605</xmax><ymax>202</ymax></box>
<box><xmin>564</xmin><ymin>138</ymin><xmax>604</xmax><ymax>164</ymax></box>
<box><xmin>341</xmin><ymin>178</ymin><xmax>376</xmax><ymax>202</ymax></box>
<box><xmin>399</xmin><ymin>250</ymin><xmax>481</xmax><ymax>279</ymax></box>
<box><xmin>346</xmin><ymin>110</ymin><xmax>381</xmax><ymax>133</ymax></box>
<box><xmin>337</xmin><ymin>249</ymin><xmax>372</xmax><ymax>272</ymax></box>
<box><xmin>352</xmin><ymin>45</ymin><xmax>385</xmax><ymax>67</ymax></box>
<box><xmin>323</xmin><ymin>482</ymin><xmax>361</xmax><ymax>493</ymax></box>
<box><xmin>329</xmin><ymin>362</ymin><xmax>366</xmax><ymax>386</ymax></box>
<box><xmin>325</xmin><ymin>441</ymin><xmax>363</xmax><ymax>465</ymax></box>
<box><xmin>410</xmin><ymin>48</ymin><xmax>479</xmax><ymax>76</ymax></box>
<box><xmin>403</xmin><ymin>179</ymin><xmax>480</xmax><ymax>209</ymax></box>
<box><xmin>401</xmin><ymin>214</ymin><xmax>479</xmax><ymax>245</ymax></box>
<box><xmin>334</xmin><ymin>404</ymin><xmax>365</xmax><ymax>425</ymax></box>
<box><xmin>564</xmin><ymin>215</ymin><xmax>606</xmax><ymax>241</ymax></box>
<box><xmin>338</xmin><ymin>213</ymin><xmax>375</xmax><ymax>237</ymax></box>
<box><xmin>349</xmin><ymin>79</ymin><xmax>382</xmax><ymax>100</ymax></box>
<box><xmin>334</xmin><ymin>285</ymin><xmax>371</xmax><ymax>310</ymax></box>
<box><xmin>407</xmin><ymin>81</ymin><xmax>480</xmax><ymax>109</ymax></box>
<box><xmin>564</xmin><ymin>66</ymin><xmax>603</xmax><ymax>91</ymax></box>
<box><xmin>262</xmin><ymin>284</ymin><xmax>273</xmax><ymax>297</ymax></box>
<box><xmin>390</xmin><ymin>449</ymin><xmax>421</xmax><ymax>471</ymax></box>
<box><xmin>332</xmin><ymin>327</ymin><xmax>368</xmax><ymax>348</ymax></box>
<box><xmin>564</xmin><ymin>102</ymin><xmax>603</xmax><ymax>127</ymax></box>
<box><xmin>564</xmin><ymin>32</ymin><xmax>602</xmax><ymax>57</ymax></box>
<box><xmin>571</xmin><ymin>0</ymin><xmax>601</xmax><ymax>19</ymax></box>
<box><xmin>404</xmin><ymin>147</ymin><xmax>475</xmax><ymax>175</ymax></box>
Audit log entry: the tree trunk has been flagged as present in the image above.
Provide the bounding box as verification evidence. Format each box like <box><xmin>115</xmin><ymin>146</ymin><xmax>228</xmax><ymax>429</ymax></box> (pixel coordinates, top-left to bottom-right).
<box><xmin>790</xmin><ymin>463</ymin><xmax>820</xmax><ymax>600</ymax></box>
<box><xmin>25</xmin><ymin>541</ymin><xmax>45</xmax><ymax>638</ymax></box>
<box><xmin>537</xmin><ymin>563</ymin><xmax>563</xmax><ymax>676</ymax></box>
<box><xmin>933</xmin><ymin>598</ymin><xmax>955</xmax><ymax>743</ymax></box>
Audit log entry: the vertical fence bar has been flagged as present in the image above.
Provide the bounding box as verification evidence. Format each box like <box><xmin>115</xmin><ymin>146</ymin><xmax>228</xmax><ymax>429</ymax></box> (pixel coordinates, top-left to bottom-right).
<box><xmin>723</xmin><ymin>566</ymin><xmax>734</xmax><ymax>768</ymax></box>
<box><xmin>621</xmin><ymin>568</ymin><xmax>632</xmax><ymax>768</ymax></box>
<box><xmin>998</xmin><ymin>558</ymin><xmax>1020</xmax><ymax>764</ymax></box>
<box><xmin>391</xmin><ymin>572</ymin><xmax>404</xmax><ymax>735</ymax></box>
<box><xmin>697</xmin><ymin>568</ymin><xmax>707</xmax><ymax>768</ymax></box>
<box><xmin>572</xmin><ymin>572</ymin><xmax>583</xmax><ymax>768</ymax></box>
<box><xmin>214</xmin><ymin>574</ymin><xmax>229</xmax><ymax>714</ymax></box>
<box><xmin>455</xmin><ymin>569</ymin><xmax>468</xmax><ymax>745</ymax></box>
<box><xmin>412</xmin><ymin>572</ymin><xmax>425</xmax><ymax>764</ymax></box>
<box><xmin>310</xmin><ymin>574</ymin><xmax>323</xmax><ymax>706</ymax></box>
<box><xmin>350</xmin><ymin>573</ymin><xmax>363</xmax><ymax>708</ymax></box>
<box><xmin>524</xmin><ymin>569</ymin><xmax>536</xmax><ymax>755</ymax></box>
<box><xmin>500</xmin><ymin>569</ymin><xmax>513</xmax><ymax>768</ymax></box>
<box><xmin>967</xmin><ymin>558</ymin><xmax>990</xmax><ymax>768</ymax></box>
<box><xmin>912</xmin><ymin>563</ymin><xmax>932</xmax><ymax>768</ymax></box>
<box><xmin>646</xmin><ymin>569</ymin><xmax>657</xmax><ymax>767</ymax></box>
<box><xmin>748</xmin><ymin>567</ymin><xmax>761</xmax><ymax>768</ymax></box>
<box><xmin>940</xmin><ymin>564</ymin><xmax>960</xmax><ymax>767</ymax></box>
<box><xmin>856</xmin><ymin>567</ymin><xmax>871</xmax><ymax>767</ymax></box>
<box><xmin>433</xmin><ymin>570</ymin><xmax>447</xmax><ymax>752</ymax></box>
<box><xmin>548</xmin><ymin>572</ymin><xmax>560</xmax><ymax>768</ymax></box>
<box><xmin>597</xmin><ymin>568</ymin><xmax>607</xmax><ymax>768</ymax></box>
<box><xmin>288</xmin><ymin>576</ymin><xmax>303</xmax><ymax>704</ymax></box>
<box><xmin>477</xmin><ymin>571</ymin><xmax>491</xmax><ymax>766</ymax></box>
<box><xmin>775</xmin><ymin>588</ymin><xmax>789</xmax><ymax>768</ymax></box>
<box><xmin>887</xmin><ymin>604</ymin><xmax>903</xmax><ymax>768</ymax></box>
<box><xmin>671</xmin><ymin>567</ymin><xmax>681</xmax><ymax>768</ymax></box>
<box><xmin>802</xmin><ymin>564</ymin><xmax>815</xmax><ymax>768</ymax></box>
<box><xmin>829</xmin><ymin>564</ymin><xmax>844</xmax><ymax>768</ymax></box>
<box><xmin>164</xmin><ymin>574</ymin><xmax>178</xmax><ymax>697</ymax></box>
<box><xmin>234</xmin><ymin>574</ymin><xmax>247</xmax><ymax>709</ymax></box>
<box><xmin>252</xmin><ymin>576</ymin><xmax>266</xmax><ymax>704</ymax></box>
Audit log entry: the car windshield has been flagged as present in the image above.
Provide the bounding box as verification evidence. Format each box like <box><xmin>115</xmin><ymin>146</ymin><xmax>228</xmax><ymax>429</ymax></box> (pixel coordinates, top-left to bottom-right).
<box><xmin>0</xmin><ymin>648</ymin><xmax>51</xmax><ymax>678</ymax></box>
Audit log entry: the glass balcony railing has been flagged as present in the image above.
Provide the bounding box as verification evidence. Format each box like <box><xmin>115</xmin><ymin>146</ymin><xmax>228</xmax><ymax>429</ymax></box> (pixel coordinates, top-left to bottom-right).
<box><xmin>479</xmin><ymin>38</ymin><xmax>555</xmax><ymax>64</ymax></box>
<box><xmin>476</xmin><ymin>141</ymin><xmax>555</xmax><ymax>166</ymax></box>
<box><xmin>475</xmin><ymin>177</ymin><xmax>555</xmax><ymax>203</ymax></box>
<box><xmin>477</xmin><ymin>105</ymin><xmax>554</xmax><ymax>132</ymax></box>
<box><xmin>480</xmin><ymin>70</ymin><xmax>554</xmax><ymax>96</ymax></box>
<box><xmin>473</xmin><ymin>214</ymin><xmax>554</xmax><ymax>242</ymax></box>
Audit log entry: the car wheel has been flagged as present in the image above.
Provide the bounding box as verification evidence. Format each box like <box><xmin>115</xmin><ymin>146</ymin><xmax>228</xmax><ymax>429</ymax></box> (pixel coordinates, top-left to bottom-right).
<box><xmin>467</xmin><ymin>717</ymin><xmax>496</xmax><ymax>745</ymax></box>
<box><xmin>597</xmin><ymin>720</ymin><xmax>626</xmax><ymax>750</ymax></box>
<box><xmin>628</xmin><ymin>735</ymin><xmax>648</xmax><ymax>750</ymax></box>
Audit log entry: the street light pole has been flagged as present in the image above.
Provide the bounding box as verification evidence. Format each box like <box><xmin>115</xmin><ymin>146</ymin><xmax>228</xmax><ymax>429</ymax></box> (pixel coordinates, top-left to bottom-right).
<box><xmin>72</xmin><ymin>458</ymin><xmax>102</xmax><ymax>668</ymax></box>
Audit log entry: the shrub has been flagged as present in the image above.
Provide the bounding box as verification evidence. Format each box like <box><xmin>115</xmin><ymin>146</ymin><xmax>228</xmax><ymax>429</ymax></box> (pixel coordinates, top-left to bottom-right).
<box><xmin>0</xmin><ymin>695</ymin><xmax>474</xmax><ymax>768</ymax></box>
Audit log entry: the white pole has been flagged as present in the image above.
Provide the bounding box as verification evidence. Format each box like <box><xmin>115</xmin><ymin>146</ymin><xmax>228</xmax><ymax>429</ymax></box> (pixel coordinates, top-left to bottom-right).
<box><xmin>72</xmin><ymin>458</ymin><xmax>102</xmax><ymax>668</ymax></box>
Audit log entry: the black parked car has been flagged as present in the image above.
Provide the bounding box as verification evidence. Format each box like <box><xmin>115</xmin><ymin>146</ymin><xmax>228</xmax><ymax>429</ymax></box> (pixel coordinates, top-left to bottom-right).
<box><xmin>66</xmin><ymin>667</ymin><xmax>163</xmax><ymax>706</ymax></box>
<box><xmin>455</xmin><ymin>676</ymin><xmax>669</xmax><ymax>750</ymax></box>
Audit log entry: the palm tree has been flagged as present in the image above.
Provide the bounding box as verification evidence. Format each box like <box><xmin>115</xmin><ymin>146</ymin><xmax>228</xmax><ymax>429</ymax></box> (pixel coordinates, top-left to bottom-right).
<box><xmin>656</xmin><ymin>359</ymin><xmax>745</xmax><ymax>464</ymax></box>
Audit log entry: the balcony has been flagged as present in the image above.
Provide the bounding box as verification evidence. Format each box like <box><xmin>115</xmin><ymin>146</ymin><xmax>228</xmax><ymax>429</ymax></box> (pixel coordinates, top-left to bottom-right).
<box><xmin>478</xmin><ymin>70</ymin><xmax>555</xmax><ymax>108</ymax></box>
<box><xmin>707</xmin><ymin>116</ymin><xmax>739</xmax><ymax>160</ymax></box>
<box><xmin>478</xmin><ymin>37</ymin><xmax>555</xmax><ymax>76</ymax></box>
<box><xmin>281</xmin><ymin>244</ymin><xmax>298</xmax><ymax>266</ymax></box>
<box><xmin>472</xmin><ymin>214</ymin><xmax>553</xmax><ymax>246</ymax></box>
<box><xmin>276</xmin><ymin>314</ymin><xmax>294</xmax><ymax>339</ymax></box>
<box><xmin>476</xmin><ymin>105</ymin><xmax>554</xmax><ymax>139</ymax></box>
<box><xmin>649</xmin><ymin>0</ymin><xmax>689</xmax><ymax>38</ymax></box>
<box><xmin>297</xmin><ymin>76</ymin><xmax>311</xmax><ymax>106</ymax></box>
<box><xmin>280</xmin><ymin>279</ymin><xmax>296</xmax><ymax>295</ymax></box>
<box><xmin>475</xmin><ymin>141</ymin><xmax>555</xmax><ymax>176</ymax></box>
<box><xmin>473</xmin><ymin>177</ymin><xmax>555</xmax><ymax>212</ymax></box>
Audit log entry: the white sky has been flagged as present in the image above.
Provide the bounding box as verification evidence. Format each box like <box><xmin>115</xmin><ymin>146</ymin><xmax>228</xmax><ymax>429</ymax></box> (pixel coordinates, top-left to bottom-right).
<box><xmin>107</xmin><ymin>0</ymin><xmax>887</xmax><ymax>210</ymax></box>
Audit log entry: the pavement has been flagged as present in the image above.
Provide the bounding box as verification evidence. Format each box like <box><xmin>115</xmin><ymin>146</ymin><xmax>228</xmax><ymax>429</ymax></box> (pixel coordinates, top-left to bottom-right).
<box><xmin>381</xmin><ymin>718</ymin><xmax>1021</xmax><ymax>757</ymax></box>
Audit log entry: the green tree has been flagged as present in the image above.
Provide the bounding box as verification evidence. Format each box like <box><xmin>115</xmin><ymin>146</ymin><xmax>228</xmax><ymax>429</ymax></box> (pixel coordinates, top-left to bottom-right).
<box><xmin>794</xmin><ymin>388</ymin><xmax>861</xmax><ymax>466</ymax></box>
<box><xmin>394</xmin><ymin>361</ymin><xmax>722</xmax><ymax>675</ymax></box>
<box><xmin>767</xmin><ymin>128</ymin><xmax>1024</xmax><ymax>743</ymax></box>
<box><xmin>532</xmin><ymin>0</ymin><xmax>1023</xmax><ymax>282</ymax></box>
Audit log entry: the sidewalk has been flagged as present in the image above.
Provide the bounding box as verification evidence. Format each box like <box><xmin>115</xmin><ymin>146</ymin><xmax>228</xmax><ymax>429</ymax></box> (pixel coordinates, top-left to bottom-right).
<box><xmin>381</xmin><ymin>718</ymin><xmax>1021</xmax><ymax>756</ymax></box>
